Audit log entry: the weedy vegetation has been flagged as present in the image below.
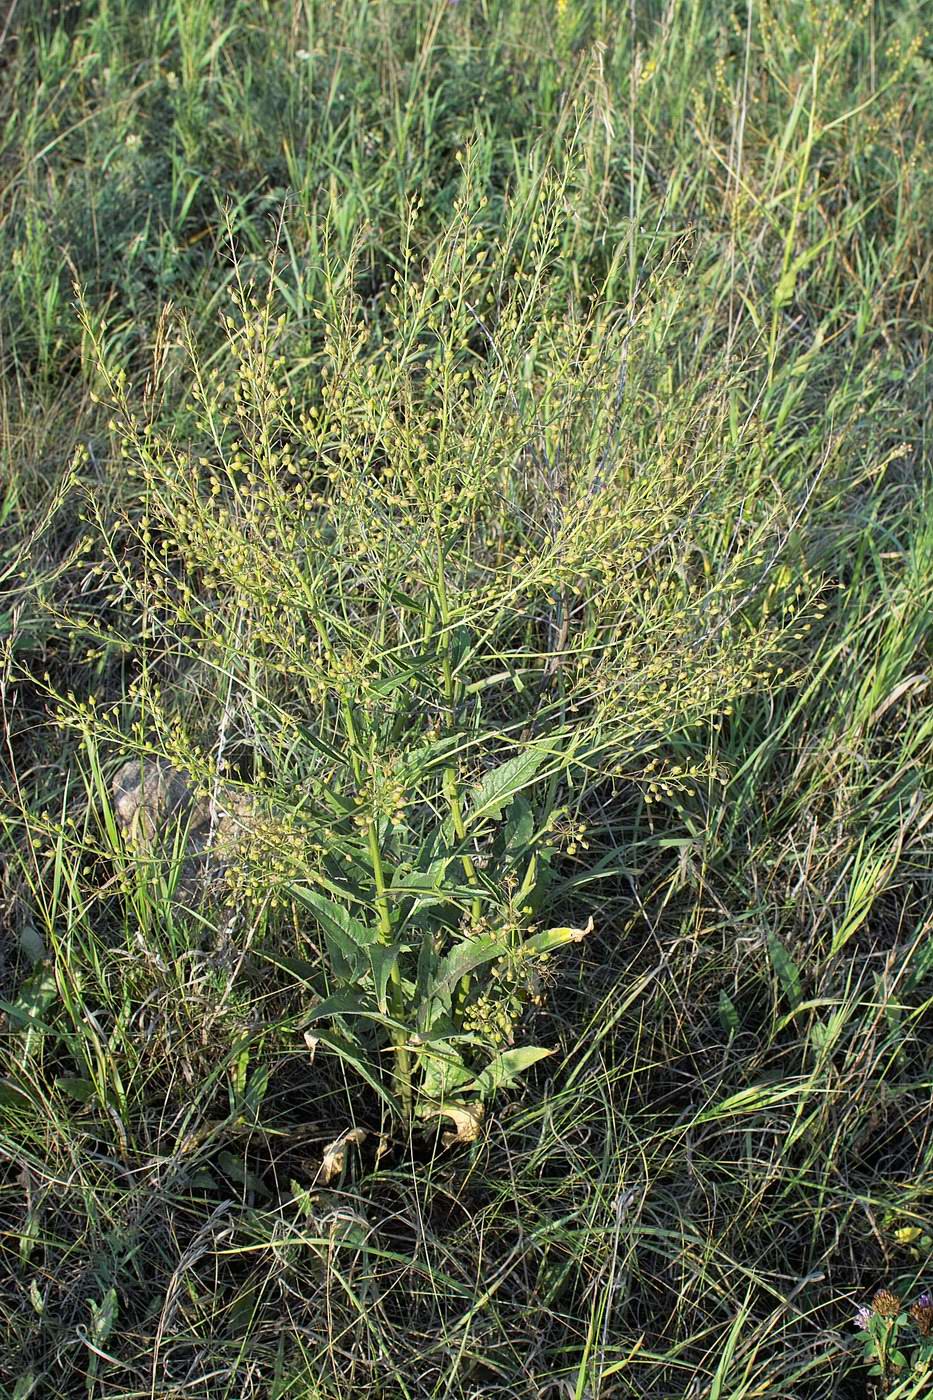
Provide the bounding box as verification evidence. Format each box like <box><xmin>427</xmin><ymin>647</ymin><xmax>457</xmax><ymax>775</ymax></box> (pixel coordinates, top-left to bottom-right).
<box><xmin>0</xmin><ymin>1</ymin><xmax>931</xmax><ymax>1397</ymax></box>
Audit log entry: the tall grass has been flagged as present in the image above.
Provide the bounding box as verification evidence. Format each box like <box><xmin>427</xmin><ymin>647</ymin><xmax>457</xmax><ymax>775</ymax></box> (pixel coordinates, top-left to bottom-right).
<box><xmin>1</xmin><ymin>1</ymin><xmax>931</xmax><ymax>1396</ymax></box>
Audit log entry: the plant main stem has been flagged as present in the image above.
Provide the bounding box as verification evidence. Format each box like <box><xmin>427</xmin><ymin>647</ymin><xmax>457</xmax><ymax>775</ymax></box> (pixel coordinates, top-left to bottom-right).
<box><xmin>434</xmin><ymin>529</ymin><xmax>483</xmax><ymax>925</ymax></box>
<box><xmin>434</xmin><ymin>527</ymin><xmax>484</xmax><ymax>1022</ymax></box>
<box><xmin>341</xmin><ymin>695</ymin><xmax>413</xmax><ymax>1116</ymax></box>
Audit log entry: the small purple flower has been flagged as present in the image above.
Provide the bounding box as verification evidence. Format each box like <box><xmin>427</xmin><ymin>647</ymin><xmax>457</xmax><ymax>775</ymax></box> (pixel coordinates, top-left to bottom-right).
<box><xmin>917</xmin><ymin>1292</ymin><xmax>933</xmax><ymax>1309</ymax></box>
<box><xmin>854</xmin><ymin>1305</ymin><xmax>872</xmax><ymax>1331</ymax></box>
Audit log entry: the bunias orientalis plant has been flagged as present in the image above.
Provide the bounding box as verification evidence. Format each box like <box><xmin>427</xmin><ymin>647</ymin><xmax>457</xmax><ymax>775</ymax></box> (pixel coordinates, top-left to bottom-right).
<box><xmin>67</xmin><ymin>181</ymin><xmax>813</xmax><ymax>1130</ymax></box>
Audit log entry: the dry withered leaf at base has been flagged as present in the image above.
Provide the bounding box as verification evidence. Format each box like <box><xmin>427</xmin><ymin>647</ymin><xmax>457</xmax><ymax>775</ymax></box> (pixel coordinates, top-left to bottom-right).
<box><xmin>317</xmin><ymin>1127</ymin><xmax>368</xmax><ymax>1184</ymax></box>
<box><xmin>422</xmin><ymin>1101</ymin><xmax>485</xmax><ymax>1147</ymax></box>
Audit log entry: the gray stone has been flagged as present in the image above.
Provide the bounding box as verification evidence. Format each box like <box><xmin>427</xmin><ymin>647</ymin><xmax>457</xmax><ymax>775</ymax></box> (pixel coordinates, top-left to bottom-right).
<box><xmin>111</xmin><ymin>758</ymin><xmax>251</xmax><ymax>899</ymax></box>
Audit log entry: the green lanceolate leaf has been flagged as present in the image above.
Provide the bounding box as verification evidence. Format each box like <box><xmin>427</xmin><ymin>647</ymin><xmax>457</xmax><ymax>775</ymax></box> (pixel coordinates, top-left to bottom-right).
<box><xmin>369</xmin><ymin>944</ymin><xmax>399</xmax><ymax>1015</ymax></box>
<box><xmin>468</xmin><ymin>1046</ymin><xmax>554</xmax><ymax>1098</ymax></box>
<box><xmin>415</xmin><ymin>929</ymin><xmax>440</xmax><ymax>1013</ymax></box>
<box><xmin>257</xmin><ymin>950</ymin><xmax>321</xmax><ymax>986</ymax></box>
<box><xmin>89</xmin><ymin>1288</ymin><xmax>118</xmax><ymax>1343</ymax></box>
<box><xmin>718</xmin><ymin>989</ymin><xmax>740</xmax><ymax>1035</ymax></box>
<box><xmin>523</xmin><ymin>917</ymin><xmax>593</xmax><ymax>957</ymax></box>
<box><xmin>0</xmin><ymin>1078</ymin><xmax>36</xmax><ymax>1110</ymax></box>
<box><xmin>517</xmin><ymin>850</ymin><xmax>542</xmax><ymax>907</ymax></box>
<box><xmin>303</xmin><ymin>990</ymin><xmax>379</xmax><ymax>1022</ymax></box>
<box><xmin>390</xmin><ymin>864</ymin><xmax>480</xmax><ymax>912</ymax></box>
<box><xmin>417</xmin><ymin>1041</ymin><xmax>473</xmax><ymax>1102</ymax></box>
<box><xmin>289</xmin><ymin>885</ymin><xmax>375</xmax><ymax>978</ymax></box>
<box><xmin>4</xmin><ymin>964</ymin><xmax>58</xmax><ymax>1032</ymax></box>
<box><xmin>304</xmin><ymin>1027</ymin><xmax>396</xmax><ymax>1109</ymax></box>
<box><xmin>466</xmin><ymin>747</ymin><xmax>549</xmax><ymax>826</ymax></box>
<box><xmin>429</xmin><ymin>934</ymin><xmax>510</xmax><ymax>1008</ymax></box>
<box><xmin>370</xmin><ymin>648</ymin><xmax>442</xmax><ymax>695</ymax></box>
<box><xmin>502</xmin><ymin>795</ymin><xmax>534</xmax><ymax>853</ymax></box>
<box><xmin>767</xmin><ymin>934</ymin><xmax>802</xmax><ymax>1010</ymax></box>
<box><xmin>56</xmin><ymin>1077</ymin><xmax>97</xmax><ymax>1103</ymax></box>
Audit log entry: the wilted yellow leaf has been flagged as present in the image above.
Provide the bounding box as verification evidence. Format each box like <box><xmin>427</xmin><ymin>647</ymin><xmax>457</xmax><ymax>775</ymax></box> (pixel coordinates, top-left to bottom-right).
<box><xmin>318</xmin><ymin>1127</ymin><xmax>367</xmax><ymax>1184</ymax></box>
<box><xmin>423</xmin><ymin>1101</ymin><xmax>484</xmax><ymax>1147</ymax></box>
